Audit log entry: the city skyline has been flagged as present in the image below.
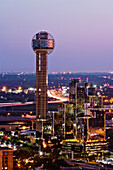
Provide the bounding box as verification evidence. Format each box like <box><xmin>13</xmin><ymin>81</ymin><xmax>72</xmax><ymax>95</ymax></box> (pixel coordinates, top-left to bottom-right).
<box><xmin>0</xmin><ymin>0</ymin><xmax>113</xmax><ymax>73</ymax></box>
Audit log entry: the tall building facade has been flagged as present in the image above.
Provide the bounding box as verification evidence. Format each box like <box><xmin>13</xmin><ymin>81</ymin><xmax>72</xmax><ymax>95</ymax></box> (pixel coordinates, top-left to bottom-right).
<box><xmin>32</xmin><ymin>31</ymin><xmax>55</xmax><ymax>130</ymax></box>
<box><xmin>58</xmin><ymin>103</ymin><xmax>74</xmax><ymax>139</ymax></box>
<box><xmin>69</xmin><ymin>79</ymin><xmax>80</xmax><ymax>108</ymax></box>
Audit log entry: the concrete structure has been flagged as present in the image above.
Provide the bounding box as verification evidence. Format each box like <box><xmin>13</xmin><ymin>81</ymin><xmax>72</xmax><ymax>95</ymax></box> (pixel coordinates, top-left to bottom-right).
<box><xmin>0</xmin><ymin>147</ymin><xmax>13</xmax><ymax>170</ymax></box>
<box><xmin>32</xmin><ymin>31</ymin><xmax>55</xmax><ymax>131</ymax></box>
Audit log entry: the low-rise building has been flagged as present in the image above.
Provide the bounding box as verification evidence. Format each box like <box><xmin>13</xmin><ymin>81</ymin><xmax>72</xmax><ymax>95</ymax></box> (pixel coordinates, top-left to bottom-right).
<box><xmin>0</xmin><ymin>147</ymin><xmax>13</xmax><ymax>170</ymax></box>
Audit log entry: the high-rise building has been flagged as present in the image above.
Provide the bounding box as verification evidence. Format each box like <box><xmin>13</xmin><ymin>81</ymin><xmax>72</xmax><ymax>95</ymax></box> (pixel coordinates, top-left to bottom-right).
<box><xmin>0</xmin><ymin>147</ymin><xmax>13</xmax><ymax>170</ymax></box>
<box><xmin>89</xmin><ymin>110</ymin><xmax>106</xmax><ymax>140</ymax></box>
<box><xmin>32</xmin><ymin>31</ymin><xmax>55</xmax><ymax>131</ymax></box>
<box><xmin>69</xmin><ymin>79</ymin><xmax>80</xmax><ymax>108</ymax></box>
<box><xmin>58</xmin><ymin>103</ymin><xmax>74</xmax><ymax>139</ymax></box>
<box><xmin>69</xmin><ymin>79</ymin><xmax>99</xmax><ymax>113</ymax></box>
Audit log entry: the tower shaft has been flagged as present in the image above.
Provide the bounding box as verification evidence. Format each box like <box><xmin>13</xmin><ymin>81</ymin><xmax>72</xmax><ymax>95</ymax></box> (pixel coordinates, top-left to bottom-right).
<box><xmin>36</xmin><ymin>51</ymin><xmax>48</xmax><ymax>122</ymax></box>
<box><xmin>32</xmin><ymin>31</ymin><xmax>55</xmax><ymax>135</ymax></box>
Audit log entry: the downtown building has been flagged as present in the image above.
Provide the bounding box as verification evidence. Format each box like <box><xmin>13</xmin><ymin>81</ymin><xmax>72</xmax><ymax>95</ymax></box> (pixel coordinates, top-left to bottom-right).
<box><xmin>0</xmin><ymin>147</ymin><xmax>13</xmax><ymax>170</ymax></box>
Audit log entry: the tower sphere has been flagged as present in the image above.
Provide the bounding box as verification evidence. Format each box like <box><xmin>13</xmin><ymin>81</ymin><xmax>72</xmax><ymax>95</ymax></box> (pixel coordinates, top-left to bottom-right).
<box><xmin>32</xmin><ymin>31</ymin><xmax>55</xmax><ymax>54</ymax></box>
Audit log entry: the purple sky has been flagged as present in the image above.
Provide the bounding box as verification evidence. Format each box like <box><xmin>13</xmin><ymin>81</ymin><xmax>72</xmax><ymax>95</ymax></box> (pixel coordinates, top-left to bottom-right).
<box><xmin>0</xmin><ymin>0</ymin><xmax>113</xmax><ymax>73</ymax></box>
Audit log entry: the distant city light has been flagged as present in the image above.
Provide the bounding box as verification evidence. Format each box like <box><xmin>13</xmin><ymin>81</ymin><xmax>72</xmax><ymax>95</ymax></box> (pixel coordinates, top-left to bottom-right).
<box><xmin>39</xmin><ymin>151</ymin><xmax>43</xmax><ymax>156</ymax></box>
<box><xmin>22</xmin><ymin>126</ymin><xmax>26</xmax><ymax>130</ymax></box>
<box><xmin>17</xmin><ymin>163</ymin><xmax>20</xmax><ymax>167</ymax></box>
<box><xmin>7</xmin><ymin>112</ymin><xmax>10</xmax><ymax>116</ymax></box>
<box><xmin>18</xmin><ymin>86</ymin><xmax>22</xmax><ymax>90</ymax></box>
<box><xmin>43</xmin><ymin>143</ymin><xmax>47</xmax><ymax>148</ymax></box>
<box><xmin>2</xmin><ymin>86</ymin><xmax>6</xmax><ymax>91</ymax></box>
<box><xmin>25</xmin><ymin>159</ymin><xmax>28</xmax><ymax>164</ymax></box>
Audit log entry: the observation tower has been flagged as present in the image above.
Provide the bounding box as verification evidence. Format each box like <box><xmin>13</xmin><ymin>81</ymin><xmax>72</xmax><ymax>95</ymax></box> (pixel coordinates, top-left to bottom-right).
<box><xmin>32</xmin><ymin>31</ymin><xmax>55</xmax><ymax>129</ymax></box>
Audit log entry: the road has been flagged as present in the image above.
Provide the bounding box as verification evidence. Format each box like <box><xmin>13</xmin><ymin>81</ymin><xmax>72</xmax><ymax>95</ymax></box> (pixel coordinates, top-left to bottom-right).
<box><xmin>47</xmin><ymin>90</ymin><xmax>69</xmax><ymax>102</ymax></box>
<box><xmin>0</xmin><ymin>90</ymin><xmax>69</xmax><ymax>107</ymax></box>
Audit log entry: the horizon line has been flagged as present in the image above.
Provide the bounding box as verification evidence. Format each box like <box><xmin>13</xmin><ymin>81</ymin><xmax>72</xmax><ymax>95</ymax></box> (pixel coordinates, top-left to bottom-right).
<box><xmin>0</xmin><ymin>71</ymin><xmax>113</xmax><ymax>74</ymax></box>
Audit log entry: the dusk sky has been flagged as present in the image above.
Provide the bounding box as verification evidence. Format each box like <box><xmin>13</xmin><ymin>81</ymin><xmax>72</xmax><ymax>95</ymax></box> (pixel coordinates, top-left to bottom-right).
<box><xmin>0</xmin><ymin>0</ymin><xmax>113</xmax><ymax>73</ymax></box>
